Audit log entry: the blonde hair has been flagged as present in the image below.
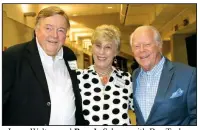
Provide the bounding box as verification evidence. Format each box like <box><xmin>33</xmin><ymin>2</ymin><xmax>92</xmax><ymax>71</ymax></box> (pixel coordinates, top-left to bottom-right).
<box><xmin>35</xmin><ymin>6</ymin><xmax>70</xmax><ymax>30</ymax></box>
<box><xmin>91</xmin><ymin>24</ymin><xmax>121</xmax><ymax>52</ymax></box>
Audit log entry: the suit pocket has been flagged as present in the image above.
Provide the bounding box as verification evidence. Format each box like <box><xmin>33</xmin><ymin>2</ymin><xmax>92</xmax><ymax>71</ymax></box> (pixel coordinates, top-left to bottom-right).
<box><xmin>163</xmin><ymin>94</ymin><xmax>184</xmax><ymax>106</ymax></box>
<box><xmin>154</xmin><ymin>95</ymin><xmax>185</xmax><ymax>118</ymax></box>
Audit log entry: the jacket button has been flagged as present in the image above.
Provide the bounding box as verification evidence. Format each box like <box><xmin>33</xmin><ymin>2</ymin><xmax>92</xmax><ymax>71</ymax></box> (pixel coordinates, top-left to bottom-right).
<box><xmin>47</xmin><ymin>102</ymin><xmax>51</xmax><ymax>106</ymax></box>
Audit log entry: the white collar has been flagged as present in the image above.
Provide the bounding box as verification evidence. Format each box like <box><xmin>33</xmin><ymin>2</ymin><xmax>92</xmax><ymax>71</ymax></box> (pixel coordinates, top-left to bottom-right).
<box><xmin>36</xmin><ymin>37</ymin><xmax>63</xmax><ymax>63</ymax></box>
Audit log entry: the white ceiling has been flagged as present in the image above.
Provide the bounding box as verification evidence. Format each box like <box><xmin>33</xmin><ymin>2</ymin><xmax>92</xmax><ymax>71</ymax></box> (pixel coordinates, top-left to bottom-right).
<box><xmin>39</xmin><ymin>4</ymin><xmax>120</xmax><ymax>16</ymax></box>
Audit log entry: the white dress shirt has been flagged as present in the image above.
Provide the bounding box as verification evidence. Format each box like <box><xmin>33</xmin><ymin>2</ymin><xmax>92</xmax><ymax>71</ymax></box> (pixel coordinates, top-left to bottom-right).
<box><xmin>36</xmin><ymin>39</ymin><xmax>76</xmax><ymax>125</ymax></box>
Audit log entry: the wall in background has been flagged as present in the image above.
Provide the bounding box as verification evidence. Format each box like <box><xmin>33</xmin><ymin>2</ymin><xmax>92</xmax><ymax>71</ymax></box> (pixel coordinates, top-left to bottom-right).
<box><xmin>3</xmin><ymin>11</ymin><xmax>34</xmax><ymax>50</ymax></box>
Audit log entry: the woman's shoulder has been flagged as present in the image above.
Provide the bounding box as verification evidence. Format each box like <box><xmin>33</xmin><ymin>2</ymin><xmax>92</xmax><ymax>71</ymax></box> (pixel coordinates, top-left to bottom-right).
<box><xmin>76</xmin><ymin>68</ymin><xmax>88</xmax><ymax>75</ymax></box>
<box><xmin>115</xmin><ymin>69</ymin><xmax>131</xmax><ymax>78</ymax></box>
<box><xmin>76</xmin><ymin>65</ymin><xmax>94</xmax><ymax>76</ymax></box>
<box><xmin>114</xmin><ymin>69</ymin><xmax>132</xmax><ymax>84</ymax></box>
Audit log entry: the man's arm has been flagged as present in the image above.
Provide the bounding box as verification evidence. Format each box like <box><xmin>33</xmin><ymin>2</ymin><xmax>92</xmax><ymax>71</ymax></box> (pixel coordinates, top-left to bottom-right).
<box><xmin>2</xmin><ymin>49</ymin><xmax>18</xmax><ymax>125</ymax></box>
<box><xmin>2</xmin><ymin>50</ymin><xmax>16</xmax><ymax>105</ymax></box>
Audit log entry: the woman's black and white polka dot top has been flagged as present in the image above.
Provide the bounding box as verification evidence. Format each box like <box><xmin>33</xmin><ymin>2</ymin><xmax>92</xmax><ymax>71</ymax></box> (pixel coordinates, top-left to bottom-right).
<box><xmin>76</xmin><ymin>65</ymin><xmax>134</xmax><ymax>125</ymax></box>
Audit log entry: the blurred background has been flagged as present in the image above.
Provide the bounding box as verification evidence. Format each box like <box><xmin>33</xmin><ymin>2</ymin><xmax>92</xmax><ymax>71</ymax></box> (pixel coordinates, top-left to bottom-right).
<box><xmin>2</xmin><ymin>3</ymin><xmax>197</xmax><ymax>125</ymax></box>
<box><xmin>3</xmin><ymin>4</ymin><xmax>197</xmax><ymax>72</ymax></box>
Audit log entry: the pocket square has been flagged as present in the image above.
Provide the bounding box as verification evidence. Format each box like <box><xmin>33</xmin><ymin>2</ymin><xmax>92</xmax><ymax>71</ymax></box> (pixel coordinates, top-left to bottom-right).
<box><xmin>170</xmin><ymin>88</ymin><xmax>183</xmax><ymax>99</ymax></box>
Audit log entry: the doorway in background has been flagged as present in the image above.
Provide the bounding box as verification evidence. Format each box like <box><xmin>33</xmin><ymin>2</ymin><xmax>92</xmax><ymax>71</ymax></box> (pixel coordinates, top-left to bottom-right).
<box><xmin>185</xmin><ymin>33</ymin><xmax>197</xmax><ymax>67</ymax></box>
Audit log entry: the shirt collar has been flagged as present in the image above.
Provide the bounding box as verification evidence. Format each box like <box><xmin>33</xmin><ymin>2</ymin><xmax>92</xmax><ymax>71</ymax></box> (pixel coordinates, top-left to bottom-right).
<box><xmin>36</xmin><ymin>37</ymin><xmax>63</xmax><ymax>63</ymax></box>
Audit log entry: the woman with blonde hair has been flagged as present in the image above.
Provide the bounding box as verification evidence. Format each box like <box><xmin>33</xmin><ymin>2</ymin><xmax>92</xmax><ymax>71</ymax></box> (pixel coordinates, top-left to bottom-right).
<box><xmin>77</xmin><ymin>25</ymin><xmax>133</xmax><ymax>125</ymax></box>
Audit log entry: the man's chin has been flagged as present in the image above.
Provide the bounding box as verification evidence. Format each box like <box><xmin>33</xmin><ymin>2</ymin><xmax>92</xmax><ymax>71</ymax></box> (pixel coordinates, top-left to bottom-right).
<box><xmin>140</xmin><ymin>64</ymin><xmax>150</xmax><ymax>71</ymax></box>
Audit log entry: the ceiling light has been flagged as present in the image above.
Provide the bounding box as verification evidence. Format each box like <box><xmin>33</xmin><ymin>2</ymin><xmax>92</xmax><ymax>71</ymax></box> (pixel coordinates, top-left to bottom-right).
<box><xmin>107</xmin><ymin>7</ymin><xmax>113</xmax><ymax>9</ymax></box>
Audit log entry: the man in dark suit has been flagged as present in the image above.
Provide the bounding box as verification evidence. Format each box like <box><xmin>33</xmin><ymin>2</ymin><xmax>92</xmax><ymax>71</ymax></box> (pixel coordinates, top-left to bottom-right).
<box><xmin>3</xmin><ymin>6</ymin><xmax>86</xmax><ymax>126</ymax></box>
<box><xmin>129</xmin><ymin>25</ymin><xmax>196</xmax><ymax>125</ymax></box>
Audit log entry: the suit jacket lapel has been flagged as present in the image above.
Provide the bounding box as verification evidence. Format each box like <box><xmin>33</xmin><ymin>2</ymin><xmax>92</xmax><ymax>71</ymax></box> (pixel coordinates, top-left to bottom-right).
<box><xmin>62</xmin><ymin>48</ymin><xmax>84</xmax><ymax>123</ymax></box>
<box><xmin>25</xmin><ymin>38</ymin><xmax>49</xmax><ymax>92</ymax></box>
<box><xmin>62</xmin><ymin>47</ymin><xmax>77</xmax><ymax>90</ymax></box>
<box><xmin>132</xmin><ymin>68</ymin><xmax>140</xmax><ymax>95</ymax></box>
<box><xmin>26</xmin><ymin>42</ymin><xmax>78</xmax><ymax>97</ymax></box>
<box><xmin>147</xmin><ymin>58</ymin><xmax>174</xmax><ymax>123</ymax></box>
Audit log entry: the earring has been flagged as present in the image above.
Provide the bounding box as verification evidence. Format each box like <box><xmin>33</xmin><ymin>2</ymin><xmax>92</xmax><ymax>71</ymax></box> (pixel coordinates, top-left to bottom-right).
<box><xmin>114</xmin><ymin>57</ymin><xmax>117</xmax><ymax>64</ymax></box>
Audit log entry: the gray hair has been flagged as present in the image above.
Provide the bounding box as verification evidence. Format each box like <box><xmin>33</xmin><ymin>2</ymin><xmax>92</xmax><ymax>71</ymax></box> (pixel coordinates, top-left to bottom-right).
<box><xmin>91</xmin><ymin>24</ymin><xmax>121</xmax><ymax>52</ymax></box>
<box><xmin>130</xmin><ymin>25</ymin><xmax>163</xmax><ymax>48</ymax></box>
<box><xmin>35</xmin><ymin>6</ymin><xmax>70</xmax><ymax>31</ymax></box>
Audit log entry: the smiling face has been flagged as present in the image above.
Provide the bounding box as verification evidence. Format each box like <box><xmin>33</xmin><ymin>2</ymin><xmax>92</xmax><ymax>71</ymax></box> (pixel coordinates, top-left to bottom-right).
<box><xmin>92</xmin><ymin>40</ymin><xmax>117</xmax><ymax>70</ymax></box>
<box><xmin>35</xmin><ymin>14</ymin><xmax>67</xmax><ymax>56</ymax></box>
<box><xmin>131</xmin><ymin>28</ymin><xmax>162</xmax><ymax>71</ymax></box>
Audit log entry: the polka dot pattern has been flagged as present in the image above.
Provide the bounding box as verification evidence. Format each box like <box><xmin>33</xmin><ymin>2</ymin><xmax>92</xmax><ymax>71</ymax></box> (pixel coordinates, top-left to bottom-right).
<box><xmin>83</xmin><ymin>74</ymin><xmax>89</xmax><ymax>79</ymax></box>
<box><xmin>122</xmin><ymin>103</ymin><xmax>128</xmax><ymax>109</ymax></box>
<box><xmin>113</xmin><ymin>99</ymin><xmax>120</xmax><ymax>104</ymax></box>
<box><xmin>94</xmin><ymin>87</ymin><xmax>101</xmax><ymax>93</ymax></box>
<box><xmin>112</xmin><ymin>118</ymin><xmax>119</xmax><ymax>124</ymax></box>
<box><xmin>104</xmin><ymin>94</ymin><xmax>110</xmax><ymax>100</ymax></box>
<box><xmin>92</xmin><ymin>115</ymin><xmax>100</xmax><ymax>122</ymax></box>
<box><xmin>77</xmin><ymin>65</ymin><xmax>133</xmax><ymax>125</ymax></box>
<box><xmin>84</xmin><ymin>83</ymin><xmax>91</xmax><ymax>88</ymax></box>
<box><xmin>123</xmin><ymin>88</ymin><xmax>128</xmax><ymax>94</ymax></box>
<box><xmin>92</xmin><ymin>105</ymin><xmax>100</xmax><ymax>111</ymax></box>
<box><xmin>123</xmin><ymin>96</ymin><xmax>128</xmax><ymax>100</ymax></box>
<box><xmin>103</xmin><ymin>104</ymin><xmax>110</xmax><ymax>110</ymax></box>
<box><xmin>113</xmin><ymin>91</ymin><xmax>120</xmax><ymax>96</ymax></box>
<box><xmin>93</xmin><ymin>96</ymin><xmax>101</xmax><ymax>101</ymax></box>
<box><xmin>92</xmin><ymin>78</ymin><xmax>99</xmax><ymax>84</ymax></box>
<box><xmin>84</xmin><ymin>92</ymin><xmax>91</xmax><ymax>96</ymax></box>
<box><xmin>103</xmin><ymin>114</ymin><xmax>109</xmax><ymax>120</ymax></box>
<box><xmin>109</xmin><ymin>77</ymin><xmax>114</xmax><ymax>82</ymax></box>
<box><xmin>76</xmin><ymin>71</ymin><xmax>81</xmax><ymax>75</ymax></box>
<box><xmin>125</xmin><ymin>80</ymin><xmax>130</xmax><ymax>85</ymax></box>
<box><xmin>83</xmin><ymin>100</ymin><xmax>90</xmax><ymax>105</ymax></box>
<box><xmin>105</xmin><ymin>85</ymin><xmax>111</xmax><ymax>91</ymax></box>
<box><xmin>83</xmin><ymin>109</ymin><xmax>90</xmax><ymax>116</ymax></box>
<box><xmin>122</xmin><ymin>113</ymin><xmax>128</xmax><ymax>119</ymax></box>
<box><xmin>112</xmin><ymin>108</ymin><xmax>120</xmax><ymax>114</ymax></box>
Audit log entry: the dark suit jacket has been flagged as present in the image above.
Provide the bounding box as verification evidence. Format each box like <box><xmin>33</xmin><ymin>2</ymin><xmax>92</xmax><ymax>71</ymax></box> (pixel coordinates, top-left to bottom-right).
<box><xmin>3</xmin><ymin>38</ymin><xmax>86</xmax><ymax>126</ymax></box>
<box><xmin>133</xmin><ymin>58</ymin><xmax>197</xmax><ymax>125</ymax></box>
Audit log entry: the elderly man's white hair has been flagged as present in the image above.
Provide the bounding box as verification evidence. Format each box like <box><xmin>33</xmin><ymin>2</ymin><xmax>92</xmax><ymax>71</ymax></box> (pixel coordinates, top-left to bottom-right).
<box><xmin>130</xmin><ymin>25</ymin><xmax>163</xmax><ymax>48</ymax></box>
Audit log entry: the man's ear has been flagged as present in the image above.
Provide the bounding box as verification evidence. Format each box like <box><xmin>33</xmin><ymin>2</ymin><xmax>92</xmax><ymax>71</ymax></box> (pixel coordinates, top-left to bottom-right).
<box><xmin>132</xmin><ymin>51</ymin><xmax>134</xmax><ymax>56</ymax></box>
<box><xmin>34</xmin><ymin>25</ymin><xmax>39</xmax><ymax>34</ymax></box>
<box><xmin>35</xmin><ymin>27</ymin><xmax>38</xmax><ymax>33</ymax></box>
<box><xmin>158</xmin><ymin>43</ymin><xmax>163</xmax><ymax>51</ymax></box>
<box><xmin>160</xmin><ymin>47</ymin><xmax>162</xmax><ymax>52</ymax></box>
